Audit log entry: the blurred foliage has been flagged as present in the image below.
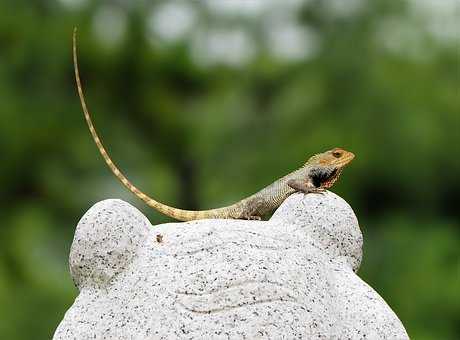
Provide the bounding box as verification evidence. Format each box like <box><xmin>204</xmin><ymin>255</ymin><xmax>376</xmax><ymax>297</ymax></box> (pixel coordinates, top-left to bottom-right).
<box><xmin>0</xmin><ymin>0</ymin><xmax>459</xmax><ymax>339</ymax></box>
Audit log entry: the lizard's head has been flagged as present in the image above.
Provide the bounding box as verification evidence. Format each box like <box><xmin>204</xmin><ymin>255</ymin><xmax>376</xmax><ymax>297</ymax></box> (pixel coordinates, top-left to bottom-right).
<box><xmin>305</xmin><ymin>148</ymin><xmax>355</xmax><ymax>189</ymax></box>
<box><xmin>307</xmin><ymin>147</ymin><xmax>355</xmax><ymax>168</ymax></box>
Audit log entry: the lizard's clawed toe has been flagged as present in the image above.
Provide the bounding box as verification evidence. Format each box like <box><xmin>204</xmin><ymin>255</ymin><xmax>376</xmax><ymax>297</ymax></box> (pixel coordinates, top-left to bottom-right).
<box><xmin>313</xmin><ymin>188</ymin><xmax>327</xmax><ymax>194</ymax></box>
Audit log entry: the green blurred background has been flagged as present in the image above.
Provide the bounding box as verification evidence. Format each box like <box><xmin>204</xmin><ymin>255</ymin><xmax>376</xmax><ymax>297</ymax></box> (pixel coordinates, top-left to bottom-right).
<box><xmin>0</xmin><ymin>0</ymin><xmax>459</xmax><ymax>339</ymax></box>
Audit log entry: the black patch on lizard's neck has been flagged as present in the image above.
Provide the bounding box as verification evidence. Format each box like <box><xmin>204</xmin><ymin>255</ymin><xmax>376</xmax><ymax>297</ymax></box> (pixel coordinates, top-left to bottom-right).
<box><xmin>310</xmin><ymin>167</ymin><xmax>338</xmax><ymax>188</ymax></box>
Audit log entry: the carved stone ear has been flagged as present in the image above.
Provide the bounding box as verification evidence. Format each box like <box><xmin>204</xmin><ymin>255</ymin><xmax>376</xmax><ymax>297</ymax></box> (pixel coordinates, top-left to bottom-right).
<box><xmin>271</xmin><ymin>192</ymin><xmax>362</xmax><ymax>272</ymax></box>
<box><xmin>69</xmin><ymin>199</ymin><xmax>150</xmax><ymax>290</ymax></box>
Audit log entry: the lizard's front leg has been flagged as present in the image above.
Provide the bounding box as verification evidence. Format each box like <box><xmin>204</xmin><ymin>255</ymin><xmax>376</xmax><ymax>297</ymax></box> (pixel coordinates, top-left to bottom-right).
<box><xmin>287</xmin><ymin>178</ymin><xmax>325</xmax><ymax>194</ymax></box>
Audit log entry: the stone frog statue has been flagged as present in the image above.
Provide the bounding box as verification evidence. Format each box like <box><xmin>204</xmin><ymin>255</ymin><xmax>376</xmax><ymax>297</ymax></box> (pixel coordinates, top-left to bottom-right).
<box><xmin>54</xmin><ymin>192</ymin><xmax>409</xmax><ymax>340</ymax></box>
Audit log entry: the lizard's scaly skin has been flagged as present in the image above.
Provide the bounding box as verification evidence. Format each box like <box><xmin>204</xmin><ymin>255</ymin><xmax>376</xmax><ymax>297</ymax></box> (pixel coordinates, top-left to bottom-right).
<box><xmin>73</xmin><ymin>29</ymin><xmax>354</xmax><ymax>221</ymax></box>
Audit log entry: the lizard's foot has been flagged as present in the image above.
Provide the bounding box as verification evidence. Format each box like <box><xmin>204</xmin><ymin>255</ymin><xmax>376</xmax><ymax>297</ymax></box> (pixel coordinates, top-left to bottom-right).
<box><xmin>308</xmin><ymin>188</ymin><xmax>326</xmax><ymax>194</ymax></box>
<box><xmin>242</xmin><ymin>214</ymin><xmax>261</xmax><ymax>221</ymax></box>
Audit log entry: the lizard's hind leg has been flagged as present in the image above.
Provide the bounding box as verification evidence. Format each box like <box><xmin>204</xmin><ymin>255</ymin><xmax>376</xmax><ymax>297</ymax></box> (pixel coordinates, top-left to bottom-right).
<box><xmin>241</xmin><ymin>197</ymin><xmax>265</xmax><ymax>220</ymax></box>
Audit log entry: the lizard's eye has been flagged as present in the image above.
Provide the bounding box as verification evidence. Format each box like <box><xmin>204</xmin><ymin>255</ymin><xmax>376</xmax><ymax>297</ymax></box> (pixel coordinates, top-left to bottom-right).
<box><xmin>332</xmin><ymin>151</ymin><xmax>342</xmax><ymax>158</ymax></box>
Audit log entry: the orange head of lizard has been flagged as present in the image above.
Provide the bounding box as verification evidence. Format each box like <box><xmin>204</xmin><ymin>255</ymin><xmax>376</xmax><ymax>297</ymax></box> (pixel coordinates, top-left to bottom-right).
<box><xmin>305</xmin><ymin>147</ymin><xmax>355</xmax><ymax>189</ymax></box>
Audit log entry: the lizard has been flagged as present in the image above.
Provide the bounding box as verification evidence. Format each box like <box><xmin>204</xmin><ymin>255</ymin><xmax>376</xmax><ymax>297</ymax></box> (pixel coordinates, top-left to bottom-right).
<box><xmin>72</xmin><ymin>29</ymin><xmax>355</xmax><ymax>222</ymax></box>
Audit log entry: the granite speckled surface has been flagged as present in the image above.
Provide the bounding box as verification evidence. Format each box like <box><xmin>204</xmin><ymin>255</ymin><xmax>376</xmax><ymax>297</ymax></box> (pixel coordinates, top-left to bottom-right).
<box><xmin>54</xmin><ymin>192</ymin><xmax>409</xmax><ymax>339</ymax></box>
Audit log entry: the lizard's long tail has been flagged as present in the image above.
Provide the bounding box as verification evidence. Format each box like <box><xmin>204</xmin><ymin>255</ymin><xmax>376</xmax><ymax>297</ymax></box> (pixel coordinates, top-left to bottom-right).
<box><xmin>72</xmin><ymin>28</ymin><xmax>235</xmax><ymax>221</ymax></box>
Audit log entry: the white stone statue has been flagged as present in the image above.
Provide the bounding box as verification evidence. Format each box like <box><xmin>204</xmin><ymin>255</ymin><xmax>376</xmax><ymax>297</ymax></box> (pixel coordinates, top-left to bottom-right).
<box><xmin>54</xmin><ymin>192</ymin><xmax>409</xmax><ymax>339</ymax></box>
